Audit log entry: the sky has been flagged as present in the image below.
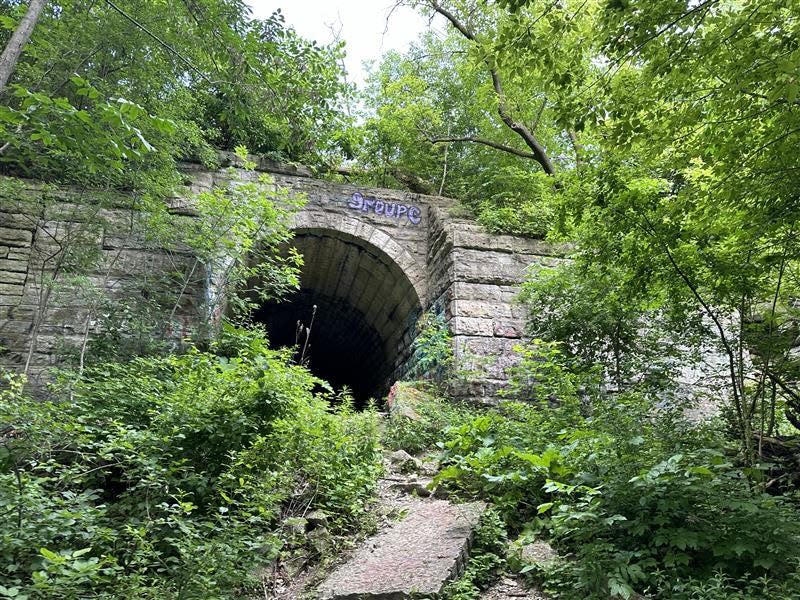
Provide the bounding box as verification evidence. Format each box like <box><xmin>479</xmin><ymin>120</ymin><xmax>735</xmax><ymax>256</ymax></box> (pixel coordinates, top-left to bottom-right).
<box><xmin>247</xmin><ymin>1</ymin><xmax>431</xmax><ymax>87</ymax></box>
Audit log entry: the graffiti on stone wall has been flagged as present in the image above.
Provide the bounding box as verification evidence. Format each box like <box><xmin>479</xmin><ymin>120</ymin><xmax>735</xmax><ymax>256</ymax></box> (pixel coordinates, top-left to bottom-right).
<box><xmin>348</xmin><ymin>192</ymin><xmax>422</xmax><ymax>225</ymax></box>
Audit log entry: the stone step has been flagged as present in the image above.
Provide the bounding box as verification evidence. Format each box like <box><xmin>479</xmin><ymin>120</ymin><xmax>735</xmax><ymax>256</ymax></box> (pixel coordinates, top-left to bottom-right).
<box><xmin>318</xmin><ymin>499</ymin><xmax>486</xmax><ymax>600</ymax></box>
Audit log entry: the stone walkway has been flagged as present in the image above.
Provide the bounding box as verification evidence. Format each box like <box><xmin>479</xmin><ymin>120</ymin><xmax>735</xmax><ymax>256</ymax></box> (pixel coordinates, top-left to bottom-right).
<box><xmin>262</xmin><ymin>439</ymin><xmax>549</xmax><ymax>600</ymax></box>
<box><xmin>318</xmin><ymin>498</ymin><xmax>485</xmax><ymax>599</ymax></box>
<box><xmin>312</xmin><ymin>449</ymin><xmax>549</xmax><ymax>600</ymax></box>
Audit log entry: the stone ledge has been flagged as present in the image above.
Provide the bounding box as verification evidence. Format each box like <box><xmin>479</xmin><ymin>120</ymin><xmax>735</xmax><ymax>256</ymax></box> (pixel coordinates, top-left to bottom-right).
<box><xmin>0</xmin><ymin>227</ymin><xmax>33</xmax><ymax>247</ymax></box>
<box><xmin>211</xmin><ymin>151</ymin><xmax>314</xmax><ymax>178</ymax></box>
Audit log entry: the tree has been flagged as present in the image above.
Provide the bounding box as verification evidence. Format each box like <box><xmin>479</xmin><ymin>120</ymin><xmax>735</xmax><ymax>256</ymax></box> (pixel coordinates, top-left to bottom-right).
<box><xmin>0</xmin><ymin>1</ymin><xmax>352</xmax><ymax>180</ymax></box>
<box><xmin>356</xmin><ymin>0</ymin><xmax>597</xmax><ymax>234</ymax></box>
<box><xmin>363</xmin><ymin>0</ymin><xmax>800</xmax><ymax>461</ymax></box>
<box><xmin>0</xmin><ymin>0</ymin><xmax>46</xmax><ymax>93</ymax></box>
<box><xmin>521</xmin><ymin>0</ymin><xmax>800</xmax><ymax>461</ymax></box>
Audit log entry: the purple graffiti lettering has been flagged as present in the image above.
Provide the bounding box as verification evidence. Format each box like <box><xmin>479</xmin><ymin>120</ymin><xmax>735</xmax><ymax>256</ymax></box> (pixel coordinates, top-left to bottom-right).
<box><xmin>342</xmin><ymin>192</ymin><xmax>421</xmax><ymax>225</ymax></box>
<box><xmin>349</xmin><ymin>192</ymin><xmax>364</xmax><ymax>209</ymax></box>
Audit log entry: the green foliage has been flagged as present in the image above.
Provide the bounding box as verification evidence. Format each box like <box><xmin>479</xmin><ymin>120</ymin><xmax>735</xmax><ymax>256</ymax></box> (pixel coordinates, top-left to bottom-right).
<box><xmin>3</xmin><ymin>1</ymin><xmax>800</xmax><ymax>598</ymax></box>
<box><xmin>0</xmin><ymin>78</ymin><xmax>176</xmax><ymax>187</ymax></box>
<box><xmin>658</xmin><ymin>566</ymin><xmax>800</xmax><ymax>600</ymax></box>
<box><xmin>410</xmin><ymin>311</ymin><xmax>454</xmax><ymax>382</ymax></box>
<box><xmin>518</xmin><ymin>263</ymin><xmax>705</xmax><ymax>395</ymax></box>
<box><xmin>184</xmin><ymin>159</ymin><xmax>305</xmax><ymax>321</ymax></box>
<box><xmin>363</xmin><ymin>0</ymin><xmax>800</xmax><ymax>459</ymax></box>
<box><xmin>503</xmin><ymin>339</ymin><xmax>595</xmax><ymax>406</ymax></box>
<box><xmin>442</xmin><ymin>508</ymin><xmax>507</xmax><ymax>600</ymax></box>
<box><xmin>418</xmin><ymin>344</ymin><xmax>800</xmax><ymax>598</ymax></box>
<box><xmin>0</xmin><ymin>326</ymin><xmax>381</xmax><ymax>598</ymax></box>
<box><xmin>475</xmin><ymin>170</ymin><xmax>560</xmax><ymax>238</ymax></box>
<box><xmin>355</xmin><ymin>1</ymin><xmax>595</xmax><ymax>232</ymax></box>
<box><xmin>519</xmin><ymin>264</ymin><xmax>648</xmax><ymax>384</ymax></box>
<box><xmin>382</xmin><ymin>384</ymin><xmax>476</xmax><ymax>455</ymax></box>
<box><xmin>543</xmin><ymin>448</ymin><xmax>800</xmax><ymax>599</ymax></box>
<box><xmin>1</xmin><ymin>1</ymin><xmax>352</xmax><ymax>180</ymax></box>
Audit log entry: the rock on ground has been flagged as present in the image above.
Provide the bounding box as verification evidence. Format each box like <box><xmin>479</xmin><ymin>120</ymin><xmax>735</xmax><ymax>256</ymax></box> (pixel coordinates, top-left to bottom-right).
<box><xmin>317</xmin><ymin>499</ymin><xmax>485</xmax><ymax>600</ymax></box>
<box><xmin>518</xmin><ymin>540</ymin><xmax>557</xmax><ymax>566</ymax></box>
<box><xmin>480</xmin><ymin>576</ymin><xmax>550</xmax><ymax>600</ymax></box>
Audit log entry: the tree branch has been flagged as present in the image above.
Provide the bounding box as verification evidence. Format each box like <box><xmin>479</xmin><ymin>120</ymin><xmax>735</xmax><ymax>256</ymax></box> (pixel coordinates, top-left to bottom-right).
<box><xmin>639</xmin><ymin>212</ymin><xmax>750</xmax><ymax>454</ymax></box>
<box><xmin>568</xmin><ymin>128</ymin><xmax>584</xmax><ymax>168</ymax></box>
<box><xmin>426</xmin><ymin>135</ymin><xmax>539</xmax><ymax>160</ymax></box>
<box><xmin>104</xmin><ymin>0</ymin><xmax>214</xmax><ymax>85</ymax></box>
<box><xmin>428</xmin><ymin>1</ymin><xmax>556</xmax><ymax>175</ymax></box>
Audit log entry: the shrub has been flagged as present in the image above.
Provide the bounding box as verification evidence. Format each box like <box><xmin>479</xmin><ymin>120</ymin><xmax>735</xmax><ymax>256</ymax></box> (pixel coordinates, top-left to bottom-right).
<box><xmin>421</xmin><ymin>344</ymin><xmax>800</xmax><ymax>598</ymax></box>
<box><xmin>382</xmin><ymin>383</ymin><xmax>475</xmax><ymax>454</ymax></box>
<box><xmin>435</xmin><ymin>409</ymin><xmax>571</xmax><ymax>521</ymax></box>
<box><xmin>0</xmin><ymin>326</ymin><xmax>381</xmax><ymax>598</ymax></box>
<box><xmin>409</xmin><ymin>312</ymin><xmax>454</xmax><ymax>383</ymax></box>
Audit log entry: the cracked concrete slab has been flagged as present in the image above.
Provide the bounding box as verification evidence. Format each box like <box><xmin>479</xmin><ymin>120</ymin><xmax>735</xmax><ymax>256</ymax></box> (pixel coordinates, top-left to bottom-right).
<box><xmin>318</xmin><ymin>499</ymin><xmax>485</xmax><ymax>600</ymax></box>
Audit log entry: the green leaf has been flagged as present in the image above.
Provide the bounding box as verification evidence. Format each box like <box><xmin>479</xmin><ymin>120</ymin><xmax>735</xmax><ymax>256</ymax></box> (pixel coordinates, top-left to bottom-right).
<box><xmin>39</xmin><ymin>548</ymin><xmax>59</xmax><ymax>561</ymax></box>
<box><xmin>537</xmin><ymin>502</ymin><xmax>554</xmax><ymax>514</ymax></box>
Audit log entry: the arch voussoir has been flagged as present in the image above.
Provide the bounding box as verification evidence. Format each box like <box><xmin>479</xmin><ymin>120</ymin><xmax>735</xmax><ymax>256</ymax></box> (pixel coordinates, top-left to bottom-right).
<box><xmin>289</xmin><ymin>212</ymin><xmax>427</xmax><ymax>306</ymax></box>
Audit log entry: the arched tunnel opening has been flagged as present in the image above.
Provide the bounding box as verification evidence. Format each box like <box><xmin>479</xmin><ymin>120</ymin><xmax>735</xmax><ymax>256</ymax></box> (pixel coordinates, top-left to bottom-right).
<box><xmin>253</xmin><ymin>228</ymin><xmax>423</xmax><ymax>406</ymax></box>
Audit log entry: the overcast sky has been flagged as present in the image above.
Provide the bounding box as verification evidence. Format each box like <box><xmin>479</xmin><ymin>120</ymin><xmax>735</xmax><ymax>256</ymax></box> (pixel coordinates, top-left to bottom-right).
<box><xmin>247</xmin><ymin>1</ymin><xmax>431</xmax><ymax>87</ymax></box>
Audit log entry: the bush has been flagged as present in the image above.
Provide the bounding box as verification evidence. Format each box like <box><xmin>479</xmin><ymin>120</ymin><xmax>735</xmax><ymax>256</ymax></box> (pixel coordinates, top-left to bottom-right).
<box><xmin>382</xmin><ymin>383</ymin><xmax>475</xmax><ymax>455</ymax></box>
<box><xmin>421</xmin><ymin>344</ymin><xmax>800</xmax><ymax>598</ymax></box>
<box><xmin>0</xmin><ymin>326</ymin><xmax>381</xmax><ymax>598</ymax></box>
<box><xmin>409</xmin><ymin>312</ymin><xmax>455</xmax><ymax>383</ymax></box>
<box><xmin>435</xmin><ymin>408</ymin><xmax>571</xmax><ymax>521</ymax></box>
<box><xmin>543</xmin><ymin>445</ymin><xmax>800</xmax><ymax>599</ymax></box>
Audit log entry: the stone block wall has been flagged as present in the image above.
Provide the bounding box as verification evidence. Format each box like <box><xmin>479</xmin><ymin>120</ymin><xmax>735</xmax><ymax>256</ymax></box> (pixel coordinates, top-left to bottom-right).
<box><xmin>1</xmin><ymin>159</ymin><xmax>564</xmax><ymax>403</ymax></box>
<box><xmin>0</xmin><ymin>178</ymin><xmax>209</xmax><ymax>388</ymax></box>
<box><xmin>427</xmin><ymin>206</ymin><xmax>568</xmax><ymax>403</ymax></box>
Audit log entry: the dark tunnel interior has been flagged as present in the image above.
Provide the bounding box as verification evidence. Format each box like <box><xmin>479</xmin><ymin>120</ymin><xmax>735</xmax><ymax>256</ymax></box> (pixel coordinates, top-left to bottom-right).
<box><xmin>253</xmin><ymin>229</ymin><xmax>422</xmax><ymax>405</ymax></box>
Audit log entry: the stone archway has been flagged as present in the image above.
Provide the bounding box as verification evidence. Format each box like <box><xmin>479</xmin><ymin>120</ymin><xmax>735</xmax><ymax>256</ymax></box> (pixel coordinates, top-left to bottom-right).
<box><xmin>254</xmin><ymin>216</ymin><xmax>425</xmax><ymax>403</ymax></box>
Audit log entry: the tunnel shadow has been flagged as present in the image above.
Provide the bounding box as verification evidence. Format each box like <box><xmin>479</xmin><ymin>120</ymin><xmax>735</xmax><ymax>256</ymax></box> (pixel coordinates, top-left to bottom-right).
<box><xmin>252</xmin><ymin>228</ymin><xmax>422</xmax><ymax>407</ymax></box>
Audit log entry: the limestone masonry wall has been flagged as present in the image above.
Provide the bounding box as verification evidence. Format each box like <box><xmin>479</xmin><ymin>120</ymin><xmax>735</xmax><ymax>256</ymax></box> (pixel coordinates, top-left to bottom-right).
<box><xmin>426</xmin><ymin>205</ymin><xmax>568</xmax><ymax>403</ymax></box>
<box><xmin>0</xmin><ymin>158</ymin><xmax>566</xmax><ymax>402</ymax></box>
<box><xmin>0</xmin><ymin>179</ymin><xmax>208</xmax><ymax>388</ymax></box>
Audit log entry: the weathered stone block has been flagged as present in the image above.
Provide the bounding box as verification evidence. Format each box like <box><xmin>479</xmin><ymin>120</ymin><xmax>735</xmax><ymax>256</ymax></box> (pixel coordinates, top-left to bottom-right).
<box><xmin>451</xmin><ymin>316</ymin><xmax>494</xmax><ymax>337</ymax></box>
<box><xmin>0</xmin><ymin>282</ymin><xmax>24</xmax><ymax>296</ymax></box>
<box><xmin>0</xmin><ymin>227</ymin><xmax>33</xmax><ymax>247</ymax></box>
<box><xmin>450</xmin><ymin>282</ymin><xmax>502</xmax><ymax>302</ymax></box>
<box><xmin>7</xmin><ymin>249</ymin><xmax>30</xmax><ymax>260</ymax></box>
<box><xmin>450</xmin><ymin>225</ymin><xmax>566</xmax><ymax>257</ymax></box>
<box><xmin>455</xmin><ymin>335</ymin><xmax>523</xmax><ymax>381</ymax></box>
<box><xmin>452</xmin><ymin>248</ymin><xmax>533</xmax><ymax>285</ymax></box>
<box><xmin>0</xmin><ymin>212</ymin><xmax>37</xmax><ymax>229</ymax></box>
<box><xmin>318</xmin><ymin>500</ymin><xmax>485</xmax><ymax>600</ymax></box>
<box><xmin>0</xmin><ymin>270</ymin><xmax>26</xmax><ymax>284</ymax></box>
<box><xmin>0</xmin><ymin>259</ymin><xmax>28</xmax><ymax>273</ymax></box>
<box><xmin>452</xmin><ymin>299</ymin><xmax>511</xmax><ymax>319</ymax></box>
<box><xmin>493</xmin><ymin>320</ymin><xmax>523</xmax><ymax>338</ymax></box>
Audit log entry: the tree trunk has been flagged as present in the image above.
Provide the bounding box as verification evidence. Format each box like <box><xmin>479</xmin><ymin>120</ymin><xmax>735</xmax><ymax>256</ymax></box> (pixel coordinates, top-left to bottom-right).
<box><xmin>0</xmin><ymin>0</ymin><xmax>47</xmax><ymax>94</ymax></box>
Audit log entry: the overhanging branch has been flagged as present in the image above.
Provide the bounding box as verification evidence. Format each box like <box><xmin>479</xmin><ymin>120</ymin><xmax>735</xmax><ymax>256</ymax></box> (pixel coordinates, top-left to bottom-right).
<box><xmin>426</xmin><ymin>135</ymin><xmax>539</xmax><ymax>159</ymax></box>
<box><xmin>428</xmin><ymin>1</ymin><xmax>556</xmax><ymax>175</ymax></box>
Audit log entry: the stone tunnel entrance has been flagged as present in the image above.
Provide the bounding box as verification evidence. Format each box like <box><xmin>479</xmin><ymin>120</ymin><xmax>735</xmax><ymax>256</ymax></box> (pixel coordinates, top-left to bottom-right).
<box><xmin>254</xmin><ymin>227</ymin><xmax>423</xmax><ymax>405</ymax></box>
